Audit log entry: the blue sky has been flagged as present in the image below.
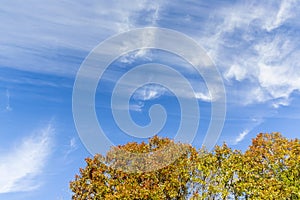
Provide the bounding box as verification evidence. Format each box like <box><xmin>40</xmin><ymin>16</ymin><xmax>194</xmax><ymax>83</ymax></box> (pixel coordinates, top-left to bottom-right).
<box><xmin>1</xmin><ymin>0</ymin><xmax>300</xmax><ymax>199</ymax></box>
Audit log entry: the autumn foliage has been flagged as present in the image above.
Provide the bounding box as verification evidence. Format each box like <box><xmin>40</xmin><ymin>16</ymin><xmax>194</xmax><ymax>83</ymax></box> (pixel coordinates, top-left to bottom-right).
<box><xmin>70</xmin><ymin>133</ymin><xmax>299</xmax><ymax>199</ymax></box>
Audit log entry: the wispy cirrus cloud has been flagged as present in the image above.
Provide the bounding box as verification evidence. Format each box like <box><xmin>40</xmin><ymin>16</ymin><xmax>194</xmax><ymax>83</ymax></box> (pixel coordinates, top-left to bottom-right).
<box><xmin>0</xmin><ymin>124</ymin><xmax>54</xmax><ymax>193</ymax></box>
<box><xmin>129</xmin><ymin>84</ymin><xmax>168</xmax><ymax>112</ymax></box>
<box><xmin>2</xmin><ymin>0</ymin><xmax>299</xmax><ymax>107</ymax></box>
<box><xmin>196</xmin><ymin>0</ymin><xmax>300</xmax><ymax>107</ymax></box>
<box><xmin>99</xmin><ymin>0</ymin><xmax>300</xmax><ymax>110</ymax></box>
<box><xmin>264</xmin><ymin>0</ymin><xmax>298</xmax><ymax>31</ymax></box>
<box><xmin>133</xmin><ymin>84</ymin><xmax>167</xmax><ymax>101</ymax></box>
<box><xmin>0</xmin><ymin>0</ymin><xmax>164</xmax><ymax>76</ymax></box>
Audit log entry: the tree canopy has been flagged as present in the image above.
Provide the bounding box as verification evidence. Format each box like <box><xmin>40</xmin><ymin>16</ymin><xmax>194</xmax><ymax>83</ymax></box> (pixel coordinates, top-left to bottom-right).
<box><xmin>70</xmin><ymin>133</ymin><xmax>299</xmax><ymax>199</ymax></box>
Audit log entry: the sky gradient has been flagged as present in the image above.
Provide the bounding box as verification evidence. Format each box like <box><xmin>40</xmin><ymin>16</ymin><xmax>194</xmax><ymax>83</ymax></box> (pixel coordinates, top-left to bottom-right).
<box><xmin>1</xmin><ymin>0</ymin><xmax>300</xmax><ymax>199</ymax></box>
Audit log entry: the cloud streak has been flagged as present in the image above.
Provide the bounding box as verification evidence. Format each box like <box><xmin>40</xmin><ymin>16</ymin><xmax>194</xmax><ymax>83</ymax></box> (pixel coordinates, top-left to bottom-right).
<box><xmin>63</xmin><ymin>137</ymin><xmax>78</xmax><ymax>160</ymax></box>
<box><xmin>5</xmin><ymin>89</ymin><xmax>12</xmax><ymax>112</ymax></box>
<box><xmin>234</xmin><ymin>129</ymin><xmax>250</xmax><ymax>144</ymax></box>
<box><xmin>0</xmin><ymin>0</ymin><xmax>164</xmax><ymax>76</ymax></box>
<box><xmin>0</xmin><ymin>124</ymin><xmax>54</xmax><ymax>193</ymax></box>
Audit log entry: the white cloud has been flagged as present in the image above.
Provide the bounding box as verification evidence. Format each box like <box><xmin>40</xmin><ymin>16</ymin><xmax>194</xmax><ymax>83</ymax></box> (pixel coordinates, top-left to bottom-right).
<box><xmin>133</xmin><ymin>84</ymin><xmax>167</xmax><ymax>101</ymax></box>
<box><xmin>244</xmin><ymin>87</ymin><xmax>271</xmax><ymax>105</ymax></box>
<box><xmin>224</xmin><ymin>64</ymin><xmax>247</xmax><ymax>82</ymax></box>
<box><xmin>234</xmin><ymin>129</ymin><xmax>250</xmax><ymax>144</ymax></box>
<box><xmin>129</xmin><ymin>85</ymin><xmax>167</xmax><ymax>112</ymax></box>
<box><xmin>264</xmin><ymin>0</ymin><xmax>297</xmax><ymax>31</ymax></box>
<box><xmin>119</xmin><ymin>49</ymin><xmax>152</xmax><ymax>65</ymax></box>
<box><xmin>0</xmin><ymin>124</ymin><xmax>54</xmax><ymax>193</ymax></box>
<box><xmin>194</xmin><ymin>92</ymin><xmax>212</xmax><ymax>102</ymax></box>
<box><xmin>198</xmin><ymin>0</ymin><xmax>300</xmax><ymax>107</ymax></box>
<box><xmin>129</xmin><ymin>101</ymin><xmax>145</xmax><ymax>112</ymax></box>
<box><xmin>233</xmin><ymin>118</ymin><xmax>264</xmax><ymax>144</ymax></box>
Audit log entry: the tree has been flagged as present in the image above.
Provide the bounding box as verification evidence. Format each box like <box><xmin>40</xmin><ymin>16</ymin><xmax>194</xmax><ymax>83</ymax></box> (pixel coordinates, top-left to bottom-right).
<box><xmin>70</xmin><ymin>133</ymin><xmax>300</xmax><ymax>199</ymax></box>
<box><xmin>240</xmin><ymin>132</ymin><xmax>300</xmax><ymax>199</ymax></box>
<box><xmin>70</xmin><ymin>136</ymin><xmax>198</xmax><ymax>199</ymax></box>
<box><xmin>193</xmin><ymin>144</ymin><xmax>244</xmax><ymax>200</ymax></box>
